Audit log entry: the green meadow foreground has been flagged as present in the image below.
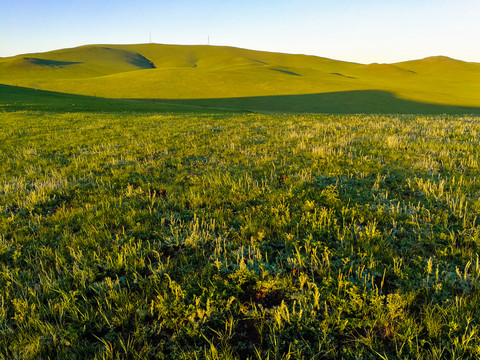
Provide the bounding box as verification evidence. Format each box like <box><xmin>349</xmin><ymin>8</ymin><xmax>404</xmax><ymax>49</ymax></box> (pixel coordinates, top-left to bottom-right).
<box><xmin>1</xmin><ymin>88</ymin><xmax>480</xmax><ymax>359</ymax></box>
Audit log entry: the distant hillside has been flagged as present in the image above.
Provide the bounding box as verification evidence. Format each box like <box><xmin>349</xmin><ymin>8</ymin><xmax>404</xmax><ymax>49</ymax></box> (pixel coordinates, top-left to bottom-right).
<box><xmin>1</xmin><ymin>44</ymin><xmax>480</xmax><ymax>113</ymax></box>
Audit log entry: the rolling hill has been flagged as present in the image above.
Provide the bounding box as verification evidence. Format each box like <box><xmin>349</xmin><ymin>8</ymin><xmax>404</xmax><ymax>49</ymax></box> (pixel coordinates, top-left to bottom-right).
<box><xmin>1</xmin><ymin>43</ymin><xmax>480</xmax><ymax>113</ymax></box>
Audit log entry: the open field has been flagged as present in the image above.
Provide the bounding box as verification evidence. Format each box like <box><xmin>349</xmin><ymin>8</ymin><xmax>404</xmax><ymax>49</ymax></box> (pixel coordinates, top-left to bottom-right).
<box><xmin>1</xmin><ymin>87</ymin><xmax>480</xmax><ymax>359</ymax></box>
<box><xmin>2</xmin><ymin>44</ymin><xmax>480</xmax><ymax>113</ymax></box>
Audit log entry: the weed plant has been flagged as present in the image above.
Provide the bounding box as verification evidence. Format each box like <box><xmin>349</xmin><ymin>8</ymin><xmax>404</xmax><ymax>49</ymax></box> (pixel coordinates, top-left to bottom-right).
<box><xmin>1</xmin><ymin>100</ymin><xmax>480</xmax><ymax>359</ymax></box>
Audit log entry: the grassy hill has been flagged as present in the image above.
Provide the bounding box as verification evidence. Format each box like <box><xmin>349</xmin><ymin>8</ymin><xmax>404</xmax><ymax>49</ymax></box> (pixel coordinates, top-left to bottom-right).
<box><xmin>1</xmin><ymin>44</ymin><xmax>480</xmax><ymax>113</ymax></box>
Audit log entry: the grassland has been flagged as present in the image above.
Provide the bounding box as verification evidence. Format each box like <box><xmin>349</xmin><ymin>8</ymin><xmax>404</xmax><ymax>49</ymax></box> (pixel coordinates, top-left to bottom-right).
<box><xmin>1</xmin><ymin>86</ymin><xmax>480</xmax><ymax>359</ymax></box>
<box><xmin>1</xmin><ymin>44</ymin><xmax>480</xmax><ymax>113</ymax></box>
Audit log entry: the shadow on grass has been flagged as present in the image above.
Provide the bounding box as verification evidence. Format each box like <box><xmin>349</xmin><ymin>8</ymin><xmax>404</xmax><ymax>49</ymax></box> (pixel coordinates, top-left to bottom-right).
<box><xmin>140</xmin><ymin>90</ymin><xmax>480</xmax><ymax>115</ymax></box>
<box><xmin>24</xmin><ymin>58</ymin><xmax>83</xmax><ymax>67</ymax></box>
<box><xmin>0</xmin><ymin>84</ymin><xmax>224</xmax><ymax>114</ymax></box>
<box><xmin>2</xmin><ymin>84</ymin><xmax>480</xmax><ymax>115</ymax></box>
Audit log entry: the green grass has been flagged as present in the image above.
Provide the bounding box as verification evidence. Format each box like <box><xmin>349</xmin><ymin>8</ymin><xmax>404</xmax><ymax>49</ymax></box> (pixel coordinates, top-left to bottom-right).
<box><xmin>147</xmin><ymin>90</ymin><xmax>480</xmax><ymax>115</ymax></box>
<box><xmin>1</xmin><ymin>44</ymin><xmax>480</xmax><ymax>113</ymax></box>
<box><xmin>0</xmin><ymin>84</ymin><xmax>229</xmax><ymax>114</ymax></box>
<box><xmin>2</xmin><ymin>89</ymin><xmax>480</xmax><ymax>359</ymax></box>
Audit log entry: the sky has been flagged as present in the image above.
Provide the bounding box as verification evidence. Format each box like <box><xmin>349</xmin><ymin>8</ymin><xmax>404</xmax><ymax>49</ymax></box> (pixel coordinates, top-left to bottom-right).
<box><xmin>1</xmin><ymin>0</ymin><xmax>479</xmax><ymax>64</ymax></box>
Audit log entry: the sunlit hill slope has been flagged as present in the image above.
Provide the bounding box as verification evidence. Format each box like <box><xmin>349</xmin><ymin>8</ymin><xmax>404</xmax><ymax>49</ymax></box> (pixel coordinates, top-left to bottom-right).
<box><xmin>1</xmin><ymin>43</ymin><xmax>480</xmax><ymax>113</ymax></box>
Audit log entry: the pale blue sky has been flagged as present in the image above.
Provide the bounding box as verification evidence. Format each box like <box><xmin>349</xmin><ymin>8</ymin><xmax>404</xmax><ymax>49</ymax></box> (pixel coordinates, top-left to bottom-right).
<box><xmin>1</xmin><ymin>0</ymin><xmax>479</xmax><ymax>64</ymax></box>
